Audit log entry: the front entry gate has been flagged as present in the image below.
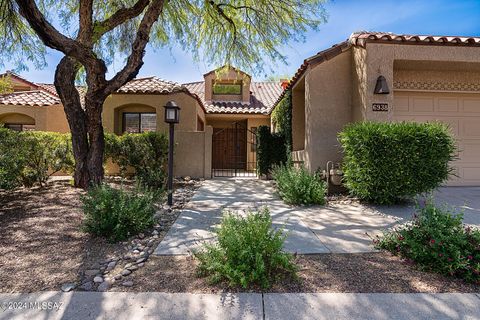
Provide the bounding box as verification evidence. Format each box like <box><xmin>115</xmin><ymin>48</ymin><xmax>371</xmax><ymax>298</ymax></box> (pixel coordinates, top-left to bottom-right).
<box><xmin>212</xmin><ymin>120</ymin><xmax>257</xmax><ymax>177</ymax></box>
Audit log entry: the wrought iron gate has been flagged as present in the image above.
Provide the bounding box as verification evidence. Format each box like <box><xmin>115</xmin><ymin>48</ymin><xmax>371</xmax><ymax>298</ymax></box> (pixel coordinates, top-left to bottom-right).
<box><xmin>212</xmin><ymin>120</ymin><xmax>257</xmax><ymax>177</ymax></box>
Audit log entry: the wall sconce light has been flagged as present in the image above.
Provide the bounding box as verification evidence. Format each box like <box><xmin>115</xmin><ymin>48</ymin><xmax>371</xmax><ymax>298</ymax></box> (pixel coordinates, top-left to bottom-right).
<box><xmin>374</xmin><ymin>75</ymin><xmax>390</xmax><ymax>94</ymax></box>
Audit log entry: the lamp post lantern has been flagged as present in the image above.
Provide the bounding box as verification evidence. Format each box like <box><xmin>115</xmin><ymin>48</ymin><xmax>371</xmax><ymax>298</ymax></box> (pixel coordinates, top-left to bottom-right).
<box><xmin>164</xmin><ymin>101</ymin><xmax>180</xmax><ymax>206</ymax></box>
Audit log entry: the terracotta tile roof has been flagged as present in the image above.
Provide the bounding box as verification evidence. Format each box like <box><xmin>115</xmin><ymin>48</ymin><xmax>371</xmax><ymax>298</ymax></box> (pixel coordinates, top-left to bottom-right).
<box><xmin>350</xmin><ymin>31</ymin><xmax>480</xmax><ymax>47</ymax></box>
<box><xmin>184</xmin><ymin>81</ymin><xmax>283</xmax><ymax>114</ymax></box>
<box><xmin>0</xmin><ymin>90</ymin><xmax>61</xmax><ymax>106</ymax></box>
<box><xmin>271</xmin><ymin>31</ymin><xmax>480</xmax><ymax>113</ymax></box>
<box><xmin>116</xmin><ymin>76</ymin><xmax>187</xmax><ymax>94</ymax></box>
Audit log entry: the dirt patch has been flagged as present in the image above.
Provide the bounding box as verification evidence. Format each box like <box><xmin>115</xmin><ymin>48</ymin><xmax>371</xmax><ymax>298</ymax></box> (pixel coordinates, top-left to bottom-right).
<box><xmin>0</xmin><ymin>181</ymin><xmax>126</xmax><ymax>293</ymax></box>
<box><xmin>115</xmin><ymin>253</ymin><xmax>480</xmax><ymax>293</ymax></box>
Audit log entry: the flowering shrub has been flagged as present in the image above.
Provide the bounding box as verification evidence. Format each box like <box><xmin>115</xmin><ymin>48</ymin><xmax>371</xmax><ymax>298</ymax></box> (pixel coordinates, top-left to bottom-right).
<box><xmin>376</xmin><ymin>201</ymin><xmax>480</xmax><ymax>283</ymax></box>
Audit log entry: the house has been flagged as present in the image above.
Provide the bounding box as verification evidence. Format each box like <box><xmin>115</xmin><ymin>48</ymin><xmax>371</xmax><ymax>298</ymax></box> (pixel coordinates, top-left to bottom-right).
<box><xmin>274</xmin><ymin>32</ymin><xmax>480</xmax><ymax>186</ymax></box>
<box><xmin>0</xmin><ymin>67</ymin><xmax>282</xmax><ymax>179</ymax></box>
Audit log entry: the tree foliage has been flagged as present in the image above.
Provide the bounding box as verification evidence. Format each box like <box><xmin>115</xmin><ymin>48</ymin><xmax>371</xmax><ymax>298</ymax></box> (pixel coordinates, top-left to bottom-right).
<box><xmin>0</xmin><ymin>0</ymin><xmax>327</xmax><ymax>73</ymax></box>
<box><xmin>271</xmin><ymin>89</ymin><xmax>292</xmax><ymax>154</ymax></box>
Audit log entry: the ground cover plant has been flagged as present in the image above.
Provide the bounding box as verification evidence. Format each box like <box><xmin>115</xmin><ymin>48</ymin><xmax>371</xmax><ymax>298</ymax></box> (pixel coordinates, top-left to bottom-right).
<box><xmin>272</xmin><ymin>165</ymin><xmax>326</xmax><ymax>205</ymax></box>
<box><xmin>195</xmin><ymin>207</ymin><xmax>297</xmax><ymax>289</ymax></box>
<box><xmin>376</xmin><ymin>201</ymin><xmax>480</xmax><ymax>284</ymax></box>
<box><xmin>81</xmin><ymin>183</ymin><xmax>157</xmax><ymax>242</ymax></box>
<box><xmin>339</xmin><ymin>121</ymin><xmax>456</xmax><ymax>204</ymax></box>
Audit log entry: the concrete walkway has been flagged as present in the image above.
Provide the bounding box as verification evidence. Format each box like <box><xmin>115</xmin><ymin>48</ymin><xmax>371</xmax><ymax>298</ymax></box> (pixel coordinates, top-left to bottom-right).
<box><xmin>154</xmin><ymin>179</ymin><xmax>402</xmax><ymax>255</ymax></box>
<box><xmin>2</xmin><ymin>291</ymin><xmax>480</xmax><ymax>319</ymax></box>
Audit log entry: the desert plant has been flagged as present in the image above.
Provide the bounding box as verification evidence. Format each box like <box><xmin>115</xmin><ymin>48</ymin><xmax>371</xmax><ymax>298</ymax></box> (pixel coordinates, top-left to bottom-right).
<box><xmin>108</xmin><ymin>132</ymin><xmax>168</xmax><ymax>189</ymax></box>
<box><xmin>0</xmin><ymin>127</ymin><xmax>27</xmax><ymax>189</ymax></box>
<box><xmin>339</xmin><ymin>121</ymin><xmax>456</xmax><ymax>204</ymax></box>
<box><xmin>195</xmin><ymin>207</ymin><xmax>297</xmax><ymax>289</ymax></box>
<box><xmin>81</xmin><ymin>184</ymin><xmax>156</xmax><ymax>242</ymax></box>
<box><xmin>272</xmin><ymin>165</ymin><xmax>326</xmax><ymax>205</ymax></box>
<box><xmin>376</xmin><ymin>201</ymin><xmax>480</xmax><ymax>283</ymax></box>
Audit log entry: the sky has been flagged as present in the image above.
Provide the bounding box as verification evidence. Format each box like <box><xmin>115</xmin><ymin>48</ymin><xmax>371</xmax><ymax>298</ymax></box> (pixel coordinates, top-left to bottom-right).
<box><xmin>4</xmin><ymin>0</ymin><xmax>480</xmax><ymax>84</ymax></box>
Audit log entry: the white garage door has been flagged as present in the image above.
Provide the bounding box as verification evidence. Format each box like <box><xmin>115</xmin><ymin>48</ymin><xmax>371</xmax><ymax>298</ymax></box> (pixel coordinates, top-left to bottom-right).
<box><xmin>393</xmin><ymin>91</ymin><xmax>480</xmax><ymax>186</ymax></box>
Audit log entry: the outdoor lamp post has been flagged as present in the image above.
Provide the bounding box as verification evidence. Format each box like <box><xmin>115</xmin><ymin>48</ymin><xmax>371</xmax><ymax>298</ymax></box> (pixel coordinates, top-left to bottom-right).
<box><xmin>164</xmin><ymin>101</ymin><xmax>180</xmax><ymax>205</ymax></box>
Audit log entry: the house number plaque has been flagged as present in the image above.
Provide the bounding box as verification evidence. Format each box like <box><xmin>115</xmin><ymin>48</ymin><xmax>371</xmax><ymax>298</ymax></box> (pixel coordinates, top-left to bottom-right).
<box><xmin>372</xmin><ymin>103</ymin><xmax>389</xmax><ymax>112</ymax></box>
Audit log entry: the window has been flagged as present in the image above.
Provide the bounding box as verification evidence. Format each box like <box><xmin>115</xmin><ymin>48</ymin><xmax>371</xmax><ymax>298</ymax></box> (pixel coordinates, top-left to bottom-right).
<box><xmin>212</xmin><ymin>80</ymin><xmax>242</xmax><ymax>95</ymax></box>
<box><xmin>197</xmin><ymin>116</ymin><xmax>205</xmax><ymax>131</ymax></box>
<box><xmin>122</xmin><ymin>112</ymin><xmax>156</xmax><ymax>133</ymax></box>
<box><xmin>4</xmin><ymin>124</ymin><xmax>35</xmax><ymax>131</ymax></box>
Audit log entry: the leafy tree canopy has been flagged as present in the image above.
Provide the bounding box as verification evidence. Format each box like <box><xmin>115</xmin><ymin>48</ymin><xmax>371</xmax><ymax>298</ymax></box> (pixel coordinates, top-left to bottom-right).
<box><xmin>0</xmin><ymin>0</ymin><xmax>327</xmax><ymax>75</ymax></box>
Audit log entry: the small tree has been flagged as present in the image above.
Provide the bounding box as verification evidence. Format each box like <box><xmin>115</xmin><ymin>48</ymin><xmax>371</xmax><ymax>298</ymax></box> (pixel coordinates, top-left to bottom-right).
<box><xmin>0</xmin><ymin>0</ymin><xmax>327</xmax><ymax>188</ymax></box>
<box><xmin>0</xmin><ymin>73</ymin><xmax>13</xmax><ymax>94</ymax></box>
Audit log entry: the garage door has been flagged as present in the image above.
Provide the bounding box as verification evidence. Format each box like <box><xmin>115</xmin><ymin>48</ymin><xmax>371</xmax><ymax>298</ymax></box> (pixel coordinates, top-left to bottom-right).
<box><xmin>393</xmin><ymin>92</ymin><xmax>480</xmax><ymax>186</ymax></box>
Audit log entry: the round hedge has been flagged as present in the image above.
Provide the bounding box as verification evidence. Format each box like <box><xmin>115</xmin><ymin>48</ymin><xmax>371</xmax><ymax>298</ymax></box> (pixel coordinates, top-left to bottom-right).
<box><xmin>338</xmin><ymin>121</ymin><xmax>456</xmax><ymax>204</ymax></box>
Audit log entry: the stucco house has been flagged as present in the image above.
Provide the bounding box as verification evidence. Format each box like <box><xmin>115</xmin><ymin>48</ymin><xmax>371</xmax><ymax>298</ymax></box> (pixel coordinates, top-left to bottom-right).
<box><xmin>0</xmin><ymin>67</ymin><xmax>281</xmax><ymax>179</ymax></box>
<box><xmin>274</xmin><ymin>32</ymin><xmax>480</xmax><ymax>186</ymax></box>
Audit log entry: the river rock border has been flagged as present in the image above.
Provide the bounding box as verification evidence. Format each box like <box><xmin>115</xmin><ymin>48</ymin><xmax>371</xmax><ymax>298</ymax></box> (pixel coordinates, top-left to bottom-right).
<box><xmin>62</xmin><ymin>177</ymin><xmax>202</xmax><ymax>292</ymax></box>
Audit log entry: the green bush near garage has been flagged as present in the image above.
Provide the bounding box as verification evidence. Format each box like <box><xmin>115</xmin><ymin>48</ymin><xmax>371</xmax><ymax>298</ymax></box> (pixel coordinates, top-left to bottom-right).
<box><xmin>338</xmin><ymin>121</ymin><xmax>456</xmax><ymax>205</ymax></box>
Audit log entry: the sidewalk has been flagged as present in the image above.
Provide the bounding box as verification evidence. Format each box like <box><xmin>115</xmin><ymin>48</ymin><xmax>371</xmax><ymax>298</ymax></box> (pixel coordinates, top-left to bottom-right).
<box><xmin>1</xmin><ymin>291</ymin><xmax>480</xmax><ymax>320</ymax></box>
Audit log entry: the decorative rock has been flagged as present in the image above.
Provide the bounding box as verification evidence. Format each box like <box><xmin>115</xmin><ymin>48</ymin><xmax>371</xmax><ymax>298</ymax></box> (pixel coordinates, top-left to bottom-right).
<box><xmin>84</xmin><ymin>269</ymin><xmax>101</xmax><ymax>277</ymax></box>
<box><xmin>78</xmin><ymin>281</ymin><xmax>93</xmax><ymax>291</ymax></box>
<box><xmin>153</xmin><ymin>235</ymin><xmax>159</xmax><ymax>239</ymax></box>
<box><xmin>93</xmin><ymin>276</ymin><xmax>104</xmax><ymax>283</ymax></box>
<box><xmin>137</xmin><ymin>263</ymin><xmax>145</xmax><ymax>267</ymax></box>
<box><xmin>124</xmin><ymin>263</ymin><xmax>134</xmax><ymax>269</ymax></box>
<box><xmin>184</xmin><ymin>176</ymin><xmax>191</xmax><ymax>181</ymax></box>
<box><xmin>121</xmin><ymin>269</ymin><xmax>132</xmax><ymax>276</ymax></box>
<box><xmin>133</xmin><ymin>249</ymin><xmax>140</xmax><ymax>254</ymax></box>
<box><xmin>127</xmin><ymin>265</ymin><xmax>138</xmax><ymax>271</ymax></box>
<box><xmin>122</xmin><ymin>281</ymin><xmax>134</xmax><ymax>287</ymax></box>
<box><xmin>152</xmin><ymin>230</ymin><xmax>159</xmax><ymax>236</ymax></box>
<box><xmin>138</xmin><ymin>233</ymin><xmax>145</xmax><ymax>239</ymax></box>
<box><xmin>114</xmin><ymin>275</ymin><xmax>122</xmax><ymax>280</ymax></box>
<box><xmin>61</xmin><ymin>283</ymin><xmax>76</xmax><ymax>292</ymax></box>
<box><xmin>97</xmin><ymin>282</ymin><xmax>110</xmax><ymax>292</ymax></box>
<box><xmin>106</xmin><ymin>261</ymin><xmax>116</xmax><ymax>271</ymax></box>
<box><xmin>136</xmin><ymin>257</ymin><xmax>146</xmax><ymax>264</ymax></box>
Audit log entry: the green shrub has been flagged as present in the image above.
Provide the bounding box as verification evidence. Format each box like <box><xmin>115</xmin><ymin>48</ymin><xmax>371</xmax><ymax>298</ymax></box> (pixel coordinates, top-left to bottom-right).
<box><xmin>195</xmin><ymin>207</ymin><xmax>297</xmax><ymax>289</ymax></box>
<box><xmin>0</xmin><ymin>128</ymin><xmax>74</xmax><ymax>189</ymax></box>
<box><xmin>271</xmin><ymin>90</ymin><xmax>292</xmax><ymax>155</ymax></box>
<box><xmin>272</xmin><ymin>165</ymin><xmax>326</xmax><ymax>205</ymax></box>
<box><xmin>257</xmin><ymin>126</ymin><xmax>287</xmax><ymax>176</ymax></box>
<box><xmin>107</xmin><ymin>132</ymin><xmax>168</xmax><ymax>188</ymax></box>
<box><xmin>376</xmin><ymin>201</ymin><xmax>480</xmax><ymax>284</ymax></box>
<box><xmin>0</xmin><ymin>127</ymin><xmax>27</xmax><ymax>189</ymax></box>
<box><xmin>81</xmin><ymin>184</ymin><xmax>156</xmax><ymax>242</ymax></box>
<box><xmin>339</xmin><ymin>122</ymin><xmax>456</xmax><ymax>204</ymax></box>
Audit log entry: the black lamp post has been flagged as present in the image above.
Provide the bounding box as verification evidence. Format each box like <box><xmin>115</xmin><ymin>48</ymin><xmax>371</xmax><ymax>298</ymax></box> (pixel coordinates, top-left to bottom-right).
<box><xmin>164</xmin><ymin>101</ymin><xmax>180</xmax><ymax>205</ymax></box>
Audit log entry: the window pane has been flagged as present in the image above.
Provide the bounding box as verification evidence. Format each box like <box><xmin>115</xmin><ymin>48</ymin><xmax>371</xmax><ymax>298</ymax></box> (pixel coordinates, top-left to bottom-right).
<box><xmin>22</xmin><ymin>124</ymin><xmax>35</xmax><ymax>131</ymax></box>
<box><xmin>213</xmin><ymin>83</ymin><xmax>242</xmax><ymax>95</ymax></box>
<box><xmin>124</xmin><ymin>113</ymin><xmax>140</xmax><ymax>133</ymax></box>
<box><xmin>141</xmin><ymin>113</ymin><xmax>156</xmax><ymax>132</ymax></box>
<box><xmin>5</xmin><ymin>124</ymin><xmax>22</xmax><ymax>131</ymax></box>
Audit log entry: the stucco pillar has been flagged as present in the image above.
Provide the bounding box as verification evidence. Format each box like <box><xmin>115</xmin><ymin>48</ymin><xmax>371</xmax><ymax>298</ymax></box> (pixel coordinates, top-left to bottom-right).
<box><xmin>204</xmin><ymin>125</ymin><xmax>213</xmax><ymax>179</ymax></box>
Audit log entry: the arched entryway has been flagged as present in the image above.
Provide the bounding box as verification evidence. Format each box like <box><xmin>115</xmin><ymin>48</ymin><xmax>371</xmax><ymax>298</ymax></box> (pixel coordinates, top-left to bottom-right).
<box><xmin>0</xmin><ymin>113</ymin><xmax>35</xmax><ymax>131</ymax></box>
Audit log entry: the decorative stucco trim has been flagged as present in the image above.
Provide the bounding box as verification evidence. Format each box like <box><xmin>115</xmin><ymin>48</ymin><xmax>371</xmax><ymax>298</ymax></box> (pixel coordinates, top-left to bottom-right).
<box><xmin>393</xmin><ymin>81</ymin><xmax>480</xmax><ymax>92</ymax></box>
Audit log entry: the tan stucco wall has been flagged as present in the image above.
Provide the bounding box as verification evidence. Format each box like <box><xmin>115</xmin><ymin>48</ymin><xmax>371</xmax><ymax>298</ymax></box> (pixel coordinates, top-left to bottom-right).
<box><xmin>291</xmin><ymin>77</ymin><xmax>306</xmax><ymax>152</ymax></box>
<box><xmin>304</xmin><ymin>49</ymin><xmax>353</xmax><ymax>172</ymax></box>
<box><xmin>174</xmin><ymin>126</ymin><xmax>213</xmax><ymax>178</ymax></box>
<box><xmin>0</xmin><ymin>104</ymin><xmax>69</xmax><ymax>132</ymax></box>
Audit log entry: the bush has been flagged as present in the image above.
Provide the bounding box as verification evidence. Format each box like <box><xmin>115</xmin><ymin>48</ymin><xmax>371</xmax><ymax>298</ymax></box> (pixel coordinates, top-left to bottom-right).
<box><xmin>0</xmin><ymin>128</ymin><xmax>74</xmax><ymax>189</ymax></box>
<box><xmin>107</xmin><ymin>132</ymin><xmax>168</xmax><ymax>188</ymax></box>
<box><xmin>271</xmin><ymin>90</ymin><xmax>292</xmax><ymax>155</ymax></box>
<box><xmin>339</xmin><ymin>122</ymin><xmax>456</xmax><ymax>204</ymax></box>
<box><xmin>376</xmin><ymin>201</ymin><xmax>480</xmax><ymax>283</ymax></box>
<box><xmin>195</xmin><ymin>207</ymin><xmax>297</xmax><ymax>289</ymax></box>
<box><xmin>272</xmin><ymin>165</ymin><xmax>326</xmax><ymax>205</ymax></box>
<box><xmin>81</xmin><ymin>184</ymin><xmax>156</xmax><ymax>242</ymax></box>
<box><xmin>257</xmin><ymin>126</ymin><xmax>287</xmax><ymax>176</ymax></box>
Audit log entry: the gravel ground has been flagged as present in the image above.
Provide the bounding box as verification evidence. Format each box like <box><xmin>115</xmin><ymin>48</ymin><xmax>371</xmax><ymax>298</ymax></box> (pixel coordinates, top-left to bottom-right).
<box><xmin>115</xmin><ymin>253</ymin><xmax>480</xmax><ymax>293</ymax></box>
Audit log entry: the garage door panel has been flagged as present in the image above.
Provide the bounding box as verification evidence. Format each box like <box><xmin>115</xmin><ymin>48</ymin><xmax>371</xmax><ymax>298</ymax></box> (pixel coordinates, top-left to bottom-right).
<box><xmin>394</xmin><ymin>92</ymin><xmax>480</xmax><ymax>186</ymax></box>
<box><xmin>463</xmin><ymin>98</ymin><xmax>480</xmax><ymax>113</ymax></box>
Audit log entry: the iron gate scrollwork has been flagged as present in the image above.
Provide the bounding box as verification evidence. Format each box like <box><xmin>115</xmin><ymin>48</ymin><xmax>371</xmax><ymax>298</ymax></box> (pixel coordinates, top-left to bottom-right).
<box><xmin>212</xmin><ymin>120</ymin><xmax>257</xmax><ymax>177</ymax></box>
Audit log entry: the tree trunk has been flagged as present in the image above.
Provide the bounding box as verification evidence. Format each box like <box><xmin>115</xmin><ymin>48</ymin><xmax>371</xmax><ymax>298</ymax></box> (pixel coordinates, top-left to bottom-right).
<box><xmin>54</xmin><ymin>57</ymin><xmax>105</xmax><ymax>189</ymax></box>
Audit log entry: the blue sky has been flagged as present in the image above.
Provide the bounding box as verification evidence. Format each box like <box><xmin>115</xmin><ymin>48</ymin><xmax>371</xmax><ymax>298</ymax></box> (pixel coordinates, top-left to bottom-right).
<box><xmin>5</xmin><ymin>0</ymin><xmax>480</xmax><ymax>84</ymax></box>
